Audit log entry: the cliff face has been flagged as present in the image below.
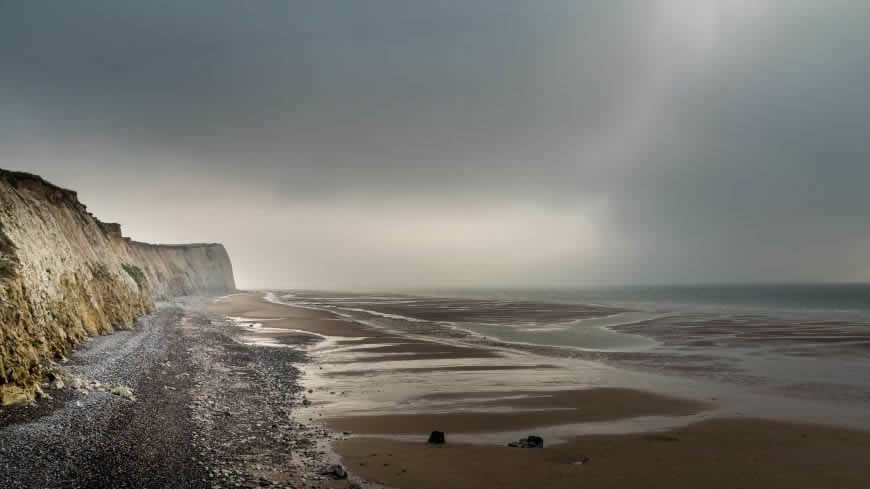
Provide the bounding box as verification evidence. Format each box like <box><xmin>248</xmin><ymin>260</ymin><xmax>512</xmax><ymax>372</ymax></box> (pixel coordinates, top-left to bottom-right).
<box><xmin>0</xmin><ymin>170</ymin><xmax>235</xmax><ymax>405</ymax></box>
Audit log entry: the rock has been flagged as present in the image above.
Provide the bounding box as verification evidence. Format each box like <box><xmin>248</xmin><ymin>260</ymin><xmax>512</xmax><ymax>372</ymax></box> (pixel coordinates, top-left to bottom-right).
<box><xmin>507</xmin><ymin>435</ymin><xmax>544</xmax><ymax>448</ymax></box>
<box><xmin>110</xmin><ymin>385</ymin><xmax>135</xmax><ymax>400</ymax></box>
<box><xmin>52</xmin><ymin>378</ymin><xmax>65</xmax><ymax>390</ymax></box>
<box><xmin>0</xmin><ymin>384</ymin><xmax>31</xmax><ymax>406</ymax></box>
<box><xmin>68</xmin><ymin>377</ymin><xmax>84</xmax><ymax>390</ymax></box>
<box><xmin>427</xmin><ymin>431</ymin><xmax>446</xmax><ymax>444</ymax></box>
<box><xmin>321</xmin><ymin>464</ymin><xmax>348</xmax><ymax>479</ymax></box>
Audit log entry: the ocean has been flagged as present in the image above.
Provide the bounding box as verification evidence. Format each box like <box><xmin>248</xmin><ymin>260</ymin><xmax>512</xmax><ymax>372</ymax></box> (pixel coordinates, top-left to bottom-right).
<box><xmin>422</xmin><ymin>283</ymin><xmax>870</xmax><ymax>315</ymax></box>
<box><xmin>272</xmin><ymin>284</ymin><xmax>870</xmax><ymax>417</ymax></box>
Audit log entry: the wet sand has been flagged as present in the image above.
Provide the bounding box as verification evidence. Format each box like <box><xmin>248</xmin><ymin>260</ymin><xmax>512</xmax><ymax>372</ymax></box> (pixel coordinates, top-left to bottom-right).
<box><xmin>336</xmin><ymin>418</ymin><xmax>870</xmax><ymax>489</ymax></box>
<box><xmin>615</xmin><ymin>313</ymin><xmax>870</xmax><ymax>356</ymax></box>
<box><xmin>326</xmin><ymin>388</ymin><xmax>708</xmax><ymax>434</ymax></box>
<box><xmin>206</xmin><ymin>293</ymin><xmax>380</xmax><ymax>338</ymax></box>
<box><xmin>324</xmin><ymin>364</ymin><xmax>561</xmax><ymax>377</ymax></box>
<box><xmin>212</xmin><ymin>293</ymin><xmax>870</xmax><ymax>489</ymax></box>
<box><xmin>208</xmin><ymin>293</ymin><xmax>504</xmax><ymax>360</ymax></box>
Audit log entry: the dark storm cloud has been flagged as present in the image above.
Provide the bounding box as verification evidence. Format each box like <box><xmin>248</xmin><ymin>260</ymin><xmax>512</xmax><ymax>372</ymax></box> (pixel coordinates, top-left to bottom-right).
<box><xmin>1</xmin><ymin>1</ymin><xmax>655</xmax><ymax>194</ymax></box>
<box><xmin>2</xmin><ymin>1</ymin><xmax>869</xmax><ymax>287</ymax></box>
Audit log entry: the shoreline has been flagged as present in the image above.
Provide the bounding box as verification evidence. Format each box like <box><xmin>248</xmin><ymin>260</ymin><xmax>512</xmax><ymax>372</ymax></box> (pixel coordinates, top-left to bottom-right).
<box><xmin>0</xmin><ymin>296</ymin><xmax>344</xmax><ymax>489</ymax></box>
<box><xmin>213</xmin><ymin>293</ymin><xmax>870</xmax><ymax>488</ymax></box>
<box><xmin>273</xmin><ymin>290</ymin><xmax>870</xmax><ymax>431</ymax></box>
<box><xmin>7</xmin><ymin>291</ymin><xmax>868</xmax><ymax>487</ymax></box>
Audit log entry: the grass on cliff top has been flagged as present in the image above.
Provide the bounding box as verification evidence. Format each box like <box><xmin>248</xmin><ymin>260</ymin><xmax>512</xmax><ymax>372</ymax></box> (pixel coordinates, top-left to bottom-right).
<box><xmin>122</xmin><ymin>264</ymin><xmax>147</xmax><ymax>290</ymax></box>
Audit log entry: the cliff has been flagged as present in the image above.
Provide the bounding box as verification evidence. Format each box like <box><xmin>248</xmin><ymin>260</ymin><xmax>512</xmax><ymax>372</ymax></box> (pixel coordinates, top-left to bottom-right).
<box><xmin>0</xmin><ymin>169</ymin><xmax>236</xmax><ymax>405</ymax></box>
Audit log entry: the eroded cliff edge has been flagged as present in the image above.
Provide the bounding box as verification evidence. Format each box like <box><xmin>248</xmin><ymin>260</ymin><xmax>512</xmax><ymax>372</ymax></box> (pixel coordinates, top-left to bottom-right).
<box><xmin>0</xmin><ymin>169</ymin><xmax>236</xmax><ymax>405</ymax></box>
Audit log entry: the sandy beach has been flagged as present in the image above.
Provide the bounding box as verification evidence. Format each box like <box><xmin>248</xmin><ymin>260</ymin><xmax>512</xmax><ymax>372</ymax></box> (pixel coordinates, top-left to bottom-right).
<box><xmin>336</xmin><ymin>418</ymin><xmax>870</xmax><ymax>489</ymax></box>
<box><xmin>207</xmin><ymin>293</ymin><xmax>870</xmax><ymax>489</ymax></box>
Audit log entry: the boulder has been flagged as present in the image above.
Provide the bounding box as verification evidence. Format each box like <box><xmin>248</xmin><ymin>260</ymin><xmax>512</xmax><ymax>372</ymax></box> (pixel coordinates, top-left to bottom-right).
<box><xmin>0</xmin><ymin>384</ymin><xmax>31</xmax><ymax>406</ymax></box>
<box><xmin>321</xmin><ymin>464</ymin><xmax>347</xmax><ymax>479</ymax></box>
<box><xmin>428</xmin><ymin>431</ymin><xmax>446</xmax><ymax>444</ymax></box>
<box><xmin>110</xmin><ymin>385</ymin><xmax>135</xmax><ymax>400</ymax></box>
<box><xmin>508</xmin><ymin>435</ymin><xmax>544</xmax><ymax>448</ymax></box>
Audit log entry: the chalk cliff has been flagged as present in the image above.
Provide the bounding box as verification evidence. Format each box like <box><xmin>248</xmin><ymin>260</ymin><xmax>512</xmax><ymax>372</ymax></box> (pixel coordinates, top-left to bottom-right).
<box><xmin>0</xmin><ymin>169</ymin><xmax>235</xmax><ymax>405</ymax></box>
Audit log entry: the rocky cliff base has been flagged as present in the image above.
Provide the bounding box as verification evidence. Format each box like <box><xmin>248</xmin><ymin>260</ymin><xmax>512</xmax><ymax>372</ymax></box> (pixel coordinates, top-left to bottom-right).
<box><xmin>0</xmin><ymin>169</ymin><xmax>236</xmax><ymax>405</ymax></box>
<box><xmin>0</xmin><ymin>299</ymin><xmax>350</xmax><ymax>489</ymax></box>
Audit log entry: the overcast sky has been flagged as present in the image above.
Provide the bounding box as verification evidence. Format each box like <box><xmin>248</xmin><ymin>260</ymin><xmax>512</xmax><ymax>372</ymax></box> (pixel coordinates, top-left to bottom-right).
<box><xmin>2</xmin><ymin>1</ymin><xmax>869</xmax><ymax>289</ymax></box>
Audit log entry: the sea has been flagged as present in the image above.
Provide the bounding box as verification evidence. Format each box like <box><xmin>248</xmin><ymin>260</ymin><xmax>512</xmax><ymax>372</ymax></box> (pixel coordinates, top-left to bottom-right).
<box><xmin>271</xmin><ymin>284</ymin><xmax>870</xmax><ymax>428</ymax></box>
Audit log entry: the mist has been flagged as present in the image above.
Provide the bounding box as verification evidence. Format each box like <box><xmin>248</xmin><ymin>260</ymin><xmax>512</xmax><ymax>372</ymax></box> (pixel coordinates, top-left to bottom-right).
<box><xmin>3</xmin><ymin>0</ymin><xmax>869</xmax><ymax>289</ymax></box>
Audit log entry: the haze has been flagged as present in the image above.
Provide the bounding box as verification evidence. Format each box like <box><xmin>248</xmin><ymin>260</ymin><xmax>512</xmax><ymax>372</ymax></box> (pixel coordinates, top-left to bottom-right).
<box><xmin>2</xmin><ymin>1</ymin><xmax>869</xmax><ymax>289</ymax></box>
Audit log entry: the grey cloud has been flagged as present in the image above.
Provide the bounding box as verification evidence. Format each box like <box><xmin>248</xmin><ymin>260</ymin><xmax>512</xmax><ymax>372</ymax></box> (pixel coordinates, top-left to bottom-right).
<box><xmin>2</xmin><ymin>1</ymin><xmax>869</xmax><ymax>288</ymax></box>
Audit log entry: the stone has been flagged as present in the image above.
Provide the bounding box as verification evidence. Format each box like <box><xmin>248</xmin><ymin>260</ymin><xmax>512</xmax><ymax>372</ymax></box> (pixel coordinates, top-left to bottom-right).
<box><xmin>427</xmin><ymin>431</ymin><xmax>446</xmax><ymax>444</ymax></box>
<box><xmin>110</xmin><ymin>385</ymin><xmax>135</xmax><ymax>400</ymax></box>
<box><xmin>321</xmin><ymin>464</ymin><xmax>347</xmax><ymax>479</ymax></box>
<box><xmin>508</xmin><ymin>435</ymin><xmax>544</xmax><ymax>448</ymax></box>
<box><xmin>0</xmin><ymin>384</ymin><xmax>31</xmax><ymax>406</ymax></box>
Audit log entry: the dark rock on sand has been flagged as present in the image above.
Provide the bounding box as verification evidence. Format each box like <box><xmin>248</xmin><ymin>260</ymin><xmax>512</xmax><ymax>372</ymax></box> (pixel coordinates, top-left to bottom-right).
<box><xmin>428</xmin><ymin>430</ymin><xmax>446</xmax><ymax>444</ymax></box>
<box><xmin>508</xmin><ymin>435</ymin><xmax>544</xmax><ymax>448</ymax></box>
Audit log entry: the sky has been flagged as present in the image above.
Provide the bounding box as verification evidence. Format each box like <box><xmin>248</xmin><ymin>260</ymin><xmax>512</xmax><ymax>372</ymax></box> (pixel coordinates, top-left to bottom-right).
<box><xmin>2</xmin><ymin>1</ymin><xmax>869</xmax><ymax>289</ymax></box>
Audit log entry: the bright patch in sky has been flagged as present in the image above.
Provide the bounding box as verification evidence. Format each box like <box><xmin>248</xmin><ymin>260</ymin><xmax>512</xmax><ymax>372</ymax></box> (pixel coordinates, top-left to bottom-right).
<box><xmin>658</xmin><ymin>0</ymin><xmax>771</xmax><ymax>52</ymax></box>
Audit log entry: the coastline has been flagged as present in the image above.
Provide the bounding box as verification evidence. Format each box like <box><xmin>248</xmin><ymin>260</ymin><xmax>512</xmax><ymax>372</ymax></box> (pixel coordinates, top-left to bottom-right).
<box><xmin>210</xmin><ymin>292</ymin><xmax>870</xmax><ymax>489</ymax></box>
<box><xmin>7</xmin><ymin>291</ymin><xmax>867</xmax><ymax>488</ymax></box>
<box><xmin>1</xmin><ymin>296</ymin><xmax>336</xmax><ymax>489</ymax></box>
<box><xmin>336</xmin><ymin>418</ymin><xmax>870</xmax><ymax>489</ymax></box>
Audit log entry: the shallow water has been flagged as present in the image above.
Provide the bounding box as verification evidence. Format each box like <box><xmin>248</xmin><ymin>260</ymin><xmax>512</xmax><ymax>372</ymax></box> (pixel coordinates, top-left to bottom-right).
<box><xmin>457</xmin><ymin>311</ymin><xmax>662</xmax><ymax>351</ymax></box>
<box><xmin>266</xmin><ymin>288</ymin><xmax>870</xmax><ymax>434</ymax></box>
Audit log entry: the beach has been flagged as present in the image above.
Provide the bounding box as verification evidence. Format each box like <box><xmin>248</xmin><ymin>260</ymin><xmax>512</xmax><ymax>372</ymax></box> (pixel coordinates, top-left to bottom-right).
<box><xmin>335</xmin><ymin>418</ymin><xmax>870</xmax><ymax>489</ymax></box>
<box><xmin>208</xmin><ymin>292</ymin><xmax>870</xmax><ymax>489</ymax></box>
<box><xmin>1</xmin><ymin>296</ymin><xmax>336</xmax><ymax>489</ymax></box>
